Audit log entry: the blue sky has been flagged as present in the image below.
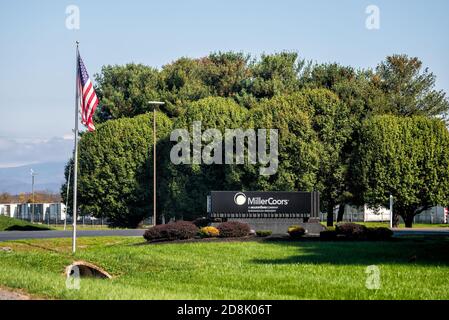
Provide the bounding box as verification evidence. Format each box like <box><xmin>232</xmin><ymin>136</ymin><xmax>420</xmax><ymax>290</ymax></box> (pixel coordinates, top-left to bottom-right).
<box><xmin>0</xmin><ymin>0</ymin><xmax>448</xmax><ymax>168</ymax></box>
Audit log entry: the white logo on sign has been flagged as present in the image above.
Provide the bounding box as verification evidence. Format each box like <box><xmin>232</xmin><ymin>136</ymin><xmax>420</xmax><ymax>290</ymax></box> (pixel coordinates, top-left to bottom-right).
<box><xmin>234</xmin><ymin>192</ymin><xmax>247</xmax><ymax>206</ymax></box>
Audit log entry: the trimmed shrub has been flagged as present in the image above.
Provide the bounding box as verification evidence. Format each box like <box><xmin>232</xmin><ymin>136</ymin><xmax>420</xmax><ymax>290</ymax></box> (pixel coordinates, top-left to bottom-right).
<box><xmin>199</xmin><ymin>226</ymin><xmax>220</xmax><ymax>238</ymax></box>
<box><xmin>256</xmin><ymin>230</ymin><xmax>272</xmax><ymax>237</ymax></box>
<box><xmin>367</xmin><ymin>227</ymin><xmax>393</xmax><ymax>241</ymax></box>
<box><xmin>288</xmin><ymin>225</ymin><xmax>305</xmax><ymax>239</ymax></box>
<box><xmin>192</xmin><ymin>217</ymin><xmax>211</xmax><ymax>228</ymax></box>
<box><xmin>335</xmin><ymin>223</ymin><xmax>367</xmax><ymax>239</ymax></box>
<box><xmin>320</xmin><ymin>230</ymin><xmax>337</xmax><ymax>240</ymax></box>
<box><xmin>143</xmin><ymin>221</ymin><xmax>198</xmax><ymax>242</ymax></box>
<box><xmin>217</xmin><ymin>221</ymin><xmax>251</xmax><ymax>238</ymax></box>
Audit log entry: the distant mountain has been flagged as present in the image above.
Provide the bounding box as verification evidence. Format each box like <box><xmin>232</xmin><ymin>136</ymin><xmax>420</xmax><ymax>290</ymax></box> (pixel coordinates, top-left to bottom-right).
<box><xmin>0</xmin><ymin>161</ymin><xmax>67</xmax><ymax>194</ymax></box>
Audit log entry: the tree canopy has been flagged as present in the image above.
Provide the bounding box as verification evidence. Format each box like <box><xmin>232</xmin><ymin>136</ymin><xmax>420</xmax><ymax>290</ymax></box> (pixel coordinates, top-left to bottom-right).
<box><xmin>373</xmin><ymin>55</ymin><xmax>449</xmax><ymax>120</ymax></box>
<box><xmin>351</xmin><ymin>115</ymin><xmax>449</xmax><ymax>227</ymax></box>
<box><xmin>63</xmin><ymin>51</ymin><xmax>449</xmax><ymax>227</ymax></box>
<box><xmin>63</xmin><ymin>112</ymin><xmax>173</xmax><ymax>227</ymax></box>
<box><xmin>161</xmin><ymin>97</ymin><xmax>248</xmax><ymax>221</ymax></box>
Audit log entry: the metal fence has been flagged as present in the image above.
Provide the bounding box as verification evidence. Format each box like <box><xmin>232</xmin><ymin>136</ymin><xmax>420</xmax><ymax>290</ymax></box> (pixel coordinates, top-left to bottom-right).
<box><xmin>320</xmin><ymin>205</ymin><xmax>448</xmax><ymax>224</ymax></box>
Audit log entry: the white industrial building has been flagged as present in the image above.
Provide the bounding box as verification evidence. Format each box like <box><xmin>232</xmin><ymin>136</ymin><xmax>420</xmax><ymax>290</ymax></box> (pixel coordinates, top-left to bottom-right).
<box><xmin>322</xmin><ymin>204</ymin><xmax>448</xmax><ymax>224</ymax></box>
<box><xmin>0</xmin><ymin>203</ymin><xmax>66</xmax><ymax>223</ymax></box>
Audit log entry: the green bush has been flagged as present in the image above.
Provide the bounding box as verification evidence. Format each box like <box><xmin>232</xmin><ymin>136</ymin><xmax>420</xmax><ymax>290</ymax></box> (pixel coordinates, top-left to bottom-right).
<box><xmin>367</xmin><ymin>227</ymin><xmax>394</xmax><ymax>241</ymax></box>
<box><xmin>217</xmin><ymin>221</ymin><xmax>251</xmax><ymax>238</ymax></box>
<box><xmin>320</xmin><ymin>230</ymin><xmax>338</xmax><ymax>240</ymax></box>
<box><xmin>256</xmin><ymin>230</ymin><xmax>272</xmax><ymax>237</ymax></box>
<box><xmin>288</xmin><ymin>225</ymin><xmax>305</xmax><ymax>239</ymax></box>
<box><xmin>0</xmin><ymin>216</ymin><xmax>52</xmax><ymax>231</ymax></box>
<box><xmin>335</xmin><ymin>223</ymin><xmax>367</xmax><ymax>239</ymax></box>
<box><xmin>192</xmin><ymin>217</ymin><xmax>211</xmax><ymax>228</ymax></box>
<box><xmin>143</xmin><ymin>221</ymin><xmax>198</xmax><ymax>242</ymax></box>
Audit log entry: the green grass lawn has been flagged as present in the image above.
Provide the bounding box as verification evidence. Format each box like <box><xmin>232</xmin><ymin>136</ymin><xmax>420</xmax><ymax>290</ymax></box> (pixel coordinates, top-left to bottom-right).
<box><xmin>52</xmin><ymin>225</ymin><xmax>116</xmax><ymax>231</ymax></box>
<box><xmin>1</xmin><ymin>236</ymin><xmax>449</xmax><ymax>299</ymax></box>
<box><xmin>404</xmin><ymin>223</ymin><xmax>449</xmax><ymax>228</ymax></box>
<box><xmin>0</xmin><ymin>216</ymin><xmax>133</xmax><ymax>232</ymax></box>
<box><xmin>0</xmin><ymin>215</ymin><xmax>53</xmax><ymax>231</ymax></box>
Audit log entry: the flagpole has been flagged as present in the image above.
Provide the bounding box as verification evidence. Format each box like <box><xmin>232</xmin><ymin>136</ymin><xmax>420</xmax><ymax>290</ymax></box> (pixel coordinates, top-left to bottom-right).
<box><xmin>147</xmin><ymin>101</ymin><xmax>164</xmax><ymax>226</ymax></box>
<box><xmin>72</xmin><ymin>41</ymin><xmax>80</xmax><ymax>254</ymax></box>
<box><xmin>64</xmin><ymin>163</ymin><xmax>71</xmax><ymax>231</ymax></box>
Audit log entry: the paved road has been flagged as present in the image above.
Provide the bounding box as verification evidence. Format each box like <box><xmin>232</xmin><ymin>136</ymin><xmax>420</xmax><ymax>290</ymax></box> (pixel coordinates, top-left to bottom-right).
<box><xmin>0</xmin><ymin>229</ymin><xmax>146</xmax><ymax>242</ymax></box>
<box><xmin>1</xmin><ymin>228</ymin><xmax>448</xmax><ymax>242</ymax></box>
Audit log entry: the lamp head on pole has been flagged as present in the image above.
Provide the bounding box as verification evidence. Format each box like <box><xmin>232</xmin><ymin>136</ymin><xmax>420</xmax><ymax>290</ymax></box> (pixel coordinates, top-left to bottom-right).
<box><xmin>147</xmin><ymin>101</ymin><xmax>165</xmax><ymax>111</ymax></box>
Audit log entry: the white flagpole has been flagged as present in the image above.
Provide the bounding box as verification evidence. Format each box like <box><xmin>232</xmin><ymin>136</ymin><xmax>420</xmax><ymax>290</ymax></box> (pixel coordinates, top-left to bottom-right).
<box><xmin>64</xmin><ymin>163</ymin><xmax>71</xmax><ymax>231</ymax></box>
<box><xmin>72</xmin><ymin>41</ymin><xmax>80</xmax><ymax>254</ymax></box>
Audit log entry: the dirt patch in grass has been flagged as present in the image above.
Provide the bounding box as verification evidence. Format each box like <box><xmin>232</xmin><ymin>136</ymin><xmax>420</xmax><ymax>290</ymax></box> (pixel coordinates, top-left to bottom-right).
<box><xmin>0</xmin><ymin>286</ymin><xmax>45</xmax><ymax>300</ymax></box>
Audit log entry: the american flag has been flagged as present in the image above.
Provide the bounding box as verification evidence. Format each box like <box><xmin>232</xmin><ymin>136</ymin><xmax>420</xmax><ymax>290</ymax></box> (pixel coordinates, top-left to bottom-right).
<box><xmin>77</xmin><ymin>52</ymin><xmax>99</xmax><ymax>131</ymax></box>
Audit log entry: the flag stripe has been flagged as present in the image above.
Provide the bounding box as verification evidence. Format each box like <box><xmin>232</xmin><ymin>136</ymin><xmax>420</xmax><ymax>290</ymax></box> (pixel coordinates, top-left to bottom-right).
<box><xmin>85</xmin><ymin>96</ymin><xmax>98</xmax><ymax>123</ymax></box>
<box><xmin>82</xmin><ymin>79</ymin><xmax>92</xmax><ymax>95</ymax></box>
<box><xmin>84</xmin><ymin>89</ymin><xmax>94</xmax><ymax>115</ymax></box>
<box><xmin>84</xmin><ymin>89</ymin><xmax>95</xmax><ymax>115</ymax></box>
<box><xmin>83</xmin><ymin>83</ymin><xmax>93</xmax><ymax>102</ymax></box>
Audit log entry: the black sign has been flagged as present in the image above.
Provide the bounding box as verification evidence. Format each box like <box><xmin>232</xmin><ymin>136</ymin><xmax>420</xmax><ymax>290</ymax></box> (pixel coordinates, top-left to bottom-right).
<box><xmin>209</xmin><ymin>191</ymin><xmax>320</xmax><ymax>218</ymax></box>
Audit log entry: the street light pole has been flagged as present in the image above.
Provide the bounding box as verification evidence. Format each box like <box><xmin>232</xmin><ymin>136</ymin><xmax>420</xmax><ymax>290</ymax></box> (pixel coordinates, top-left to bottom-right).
<box><xmin>30</xmin><ymin>169</ymin><xmax>37</xmax><ymax>223</ymax></box>
<box><xmin>148</xmin><ymin>101</ymin><xmax>165</xmax><ymax>227</ymax></box>
<box><xmin>64</xmin><ymin>164</ymin><xmax>72</xmax><ymax>231</ymax></box>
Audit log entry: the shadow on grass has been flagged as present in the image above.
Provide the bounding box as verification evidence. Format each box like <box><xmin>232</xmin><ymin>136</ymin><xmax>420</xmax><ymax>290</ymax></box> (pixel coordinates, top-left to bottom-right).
<box><xmin>252</xmin><ymin>237</ymin><xmax>449</xmax><ymax>266</ymax></box>
<box><xmin>5</xmin><ymin>225</ymin><xmax>51</xmax><ymax>231</ymax></box>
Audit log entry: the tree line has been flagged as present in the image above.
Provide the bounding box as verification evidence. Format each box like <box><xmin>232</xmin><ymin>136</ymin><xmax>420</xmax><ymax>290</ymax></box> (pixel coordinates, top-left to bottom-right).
<box><xmin>62</xmin><ymin>52</ymin><xmax>449</xmax><ymax>228</ymax></box>
<box><xmin>0</xmin><ymin>192</ymin><xmax>62</xmax><ymax>204</ymax></box>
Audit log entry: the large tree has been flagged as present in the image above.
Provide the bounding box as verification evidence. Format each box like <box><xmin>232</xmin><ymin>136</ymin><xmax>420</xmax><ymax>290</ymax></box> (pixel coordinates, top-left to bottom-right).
<box><xmin>303</xmin><ymin>63</ymin><xmax>384</xmax><ymax>122</ymax></box>
<box><xmin>238</xmin><ymin>92</ymin><xmax>322</xmax><ymax>193</ymax></box>
<box><xmin>243</xmin><ymin>89</ymin><xmax>352</xmax><ymax>226</ymax></box>
<box><xmin>373</xmin><ymin>54</ymin><xmax>449</xmax><ymax>120</ymax></box>
<box><xmin>62</xmin><ymin>113</ymin><xmax>173</xmax><ymax>227</ymax></box>
<box><xmin>162</xmin><ymin>96</ymin><xmax>248</xmax><ymax>221</ymax></box>
<box><xmin>245</xmin><ymin>52</ymin><xmax>306</xmax><ymax>100</ymax></box>
<box><xmin>94</xmin><ymin>64</ymin><xmax>162</xmax><ymax>122</ymax></box>
<box><xmin>302</xmin><ymin>89</ymin><xmax>352</xmax><ymax>226</ymax></box>
<box><xmin>351</xmin><ymin>115</ymin><xmax>449</xmax><ymax>227</ymax></box>
<box><xmin>301</xmin><ymin>63</ymin><xmax>388</xmax><ymax>222</ymax></box>
<box><xmin>159</xmin><ymin>52</ymin><xmax>251</xmax><ymax>115</ymax></box>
